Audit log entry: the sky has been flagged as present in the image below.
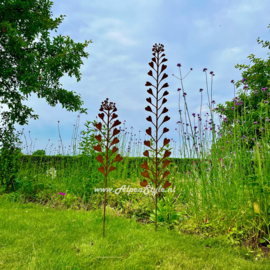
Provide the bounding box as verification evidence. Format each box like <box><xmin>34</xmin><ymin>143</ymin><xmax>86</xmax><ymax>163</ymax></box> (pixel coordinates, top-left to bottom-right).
<box><xmin>1</xmin><ymin>0</ymin><xmax>270</xmax><ymax>159</ymax></box>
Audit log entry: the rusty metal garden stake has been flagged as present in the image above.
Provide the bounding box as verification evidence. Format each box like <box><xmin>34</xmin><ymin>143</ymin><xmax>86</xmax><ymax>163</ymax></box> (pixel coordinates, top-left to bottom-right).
<box><xmin>140</xmin><ymin>43</ymin><xmax>172</xmax><ymax>231</ymax></box>
<box><xmin>93</xmin><ymin>98</ymin><xmax>123</xmax><ymax>238</ymax></box>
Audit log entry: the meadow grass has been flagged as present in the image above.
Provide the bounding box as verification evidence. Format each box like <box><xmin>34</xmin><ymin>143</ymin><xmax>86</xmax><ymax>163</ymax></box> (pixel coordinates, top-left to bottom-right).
<box><xmin>1</xmin><ymin>195</ymin><xmax>270</xmax><ymax>270</ymax></box>
<box><xmin>0</xmin><ymin>61</ymin><xmax>270</xmax><ymax>269</ymax></box>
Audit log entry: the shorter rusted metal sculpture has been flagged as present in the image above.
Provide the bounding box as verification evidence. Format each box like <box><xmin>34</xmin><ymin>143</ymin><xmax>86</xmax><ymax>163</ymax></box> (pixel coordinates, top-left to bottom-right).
<box><xmin>93</xmin><ymin>98</ymin><xmax>123</xmax><ymax>238</ymax></box>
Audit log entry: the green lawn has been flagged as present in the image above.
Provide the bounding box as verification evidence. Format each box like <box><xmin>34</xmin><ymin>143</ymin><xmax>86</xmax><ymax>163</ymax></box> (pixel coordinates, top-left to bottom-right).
<box><xmin>1</xmin><ymin>194</ymin><xmax>270</xmax><ymax>270</ymax></box>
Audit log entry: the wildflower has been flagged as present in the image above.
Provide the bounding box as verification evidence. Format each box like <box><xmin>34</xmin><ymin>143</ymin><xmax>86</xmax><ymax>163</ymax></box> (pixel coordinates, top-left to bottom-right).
<box><xmin>46</xmin><ymin>167</ymin><xmax>57</xmax><ymax>179</ymax></box>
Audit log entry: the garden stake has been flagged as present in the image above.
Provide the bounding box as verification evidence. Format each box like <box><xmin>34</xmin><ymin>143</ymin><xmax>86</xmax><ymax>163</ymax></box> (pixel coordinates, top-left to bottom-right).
<box><xmin>140</xmin><ymin>43</ymin><xmax>173</xmax><ymax>231</ymax></box>
<box><xmin>93</xmin><ymin>98</ymin><xmax>123</xmax><ymax>238</ymax></box>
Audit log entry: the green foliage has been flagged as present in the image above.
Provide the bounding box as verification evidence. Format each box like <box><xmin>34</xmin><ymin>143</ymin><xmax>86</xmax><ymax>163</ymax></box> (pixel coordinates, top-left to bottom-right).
<box><xmin>0</xmin><ymin>104</ymin><xmax>23</xmax><ymax>193</ymax></box>
<box><xmin>0</xmin><ymin>142</ymin><xmax>22</xmax><ymax>193</ymax></box>
<box><xmin>213</xmin><ymin>23</ymin><xmax>270</xmax><ymax>152</ymax></box>
<box><xmin>0</xmin><ymin>0</ymin><xmax>92</xmax><ymax>152</ymax></box>
<box><xmin>77</xmin><ymin>120</ymin><xmax>110</xmax><ymax>158</ymax></box>
<box><xmin>150</xmin><ymin>193</ymin><xmax>181</xmax><ymax>225</ymax></box>
<box><xmin>0</xmin><ymin>0</ymin><xmax>93</xmax><ymax>194</ymax></box>
<box><xmin>32</xmin><ymin>149</ymin><xmax>46</xmax><ymax>156</ymax></box>
<box><xmin>0</xmin><ymin>146</ymin><xmax>24</xmax><ymax>156</ymax></box>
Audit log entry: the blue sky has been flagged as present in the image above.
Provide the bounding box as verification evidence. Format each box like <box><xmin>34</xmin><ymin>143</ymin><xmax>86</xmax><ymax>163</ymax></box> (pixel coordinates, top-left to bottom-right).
<box><xmin>1</xmin><ymin>0</ymin><xmax>270</xmax><ymax>159</ymax></box>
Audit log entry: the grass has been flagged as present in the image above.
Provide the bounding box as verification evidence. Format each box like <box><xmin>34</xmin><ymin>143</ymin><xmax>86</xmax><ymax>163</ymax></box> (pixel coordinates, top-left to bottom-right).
<box><xmin>1</xmin><ymin>195</ymin><xmax>270</xmax><ymax>270</ymax></box>
<box><xmin>0</xmin><ymin>43</ymin><xmax>270</xmax><ymax>269</ymax></box>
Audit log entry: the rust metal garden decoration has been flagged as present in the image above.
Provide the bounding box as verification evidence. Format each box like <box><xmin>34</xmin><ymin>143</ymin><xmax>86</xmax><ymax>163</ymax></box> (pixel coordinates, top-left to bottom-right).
<box><xmin>93</xmin><ymin>43</ymin><xmax>173</xmax><ymax>236</ymax></box>
<box><xmin>139</xmin><ymin>43</ymin><xmax>173</xmax><ymax>231</ymax></box>
<box><xmin>93</xmin><ymin>98</ymin><xmax>123</xmax><ymax>238</ymax></box>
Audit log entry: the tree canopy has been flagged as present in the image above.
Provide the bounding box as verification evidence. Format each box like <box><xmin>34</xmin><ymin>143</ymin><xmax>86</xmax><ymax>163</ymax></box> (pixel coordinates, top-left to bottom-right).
<box><xmin>0</xmin><ymin>0</ymin><xmax>92</xmax><ymax>150</ymax></box>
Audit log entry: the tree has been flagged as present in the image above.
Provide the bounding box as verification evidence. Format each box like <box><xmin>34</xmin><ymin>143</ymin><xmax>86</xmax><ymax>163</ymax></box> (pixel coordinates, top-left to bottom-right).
<box><xmin>32</xmin><ymin>149</ymin><xmax>46</xmax><ymax>156</ymax></box>
<box><xmin>0</xmin><ymin>0</ymin><xmax>93</xmax><ymax>192</ymax></box>
<box><xmin>212</xmin><ymin>23</ymin><xmax>270</xmax><ymax>154</ymax></box>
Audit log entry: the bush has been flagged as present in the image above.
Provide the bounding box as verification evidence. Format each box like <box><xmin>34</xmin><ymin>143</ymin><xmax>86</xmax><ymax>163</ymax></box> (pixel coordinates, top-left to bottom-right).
<box><xmin>32</xmin><ymin>149</ymin><xmax>46</xmax><ymax>156</ymax></box>
<box><xmin>0</xmin><ymin>147</ymin><xmax>24</xmax><ymax>156</ymax></box>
